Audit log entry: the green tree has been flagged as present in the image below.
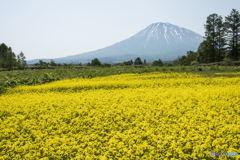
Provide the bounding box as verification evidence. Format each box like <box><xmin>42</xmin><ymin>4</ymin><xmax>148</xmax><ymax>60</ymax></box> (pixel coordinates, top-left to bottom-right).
<box><xmin>0</xmin><ymin>43</ymin><xmax>17</xmax><ymax>70</ymax></box>
<box><xmin>134</xmin><ymin>57</ymin><xmax>143</xmax><ymax>65</ymax></box>
<box><xmin>174</xmin><ymin>55</ymin><xmax>187</xmax><ymax>65</ymax></box>
<box><xmin>50</xmin><ymin>60</ymin><xmax>57</xmax><ymax>66</ymax></box>
<box><xmin>152</xmin><ymin>59</ymin><xmax>163</xmax><ymax>66</ymax></box>
<box><xmin>17</xmin><ymin>52</ymin><xmax>27</xmax><ymax>69</ymax></box>
<box><xmin>6</xmin><ymin>49</ymin><xmax>17</xmax><ymax>70</ymax></box>
<box><xmin>225</xmin><ymin>9</ymin><xmax>240</xmax><ymax>60</ymax></box>
<box><xmin>123</xmin><ymin>60</ymin><xmax>133</xmax><ymax>65</ymax></box>
<box><xmin>91</xmin><ymin>58</ymin><xmax>101</xmax><ymax>66</ymax></box>
<box><xmin>204</xmin><ymin>14</ymin><xmax>226</xmax><ymax>62</ymax></box>
<box><xmin>215</xmin><ymin>16</ymin><xmax>226</xmax><ymax>61</ymax></box>
<box><xmin>174</xmin><ymin>51</ymin><xmax>198</xmax><ymax>65</ymax></box>
<box><xmin>0</xmin><ymin>43</ymin><xmax>9</xmax><ymax>68</ymax></box>
<box><xmin>186</xmin><ymin>51</ymin><xmax>198</xmax><ymax>64</ymax></box>
<box><xmin>197</xmin><ymin>41</ymin><xmax>212</xmax><ymax>63</ymax></box>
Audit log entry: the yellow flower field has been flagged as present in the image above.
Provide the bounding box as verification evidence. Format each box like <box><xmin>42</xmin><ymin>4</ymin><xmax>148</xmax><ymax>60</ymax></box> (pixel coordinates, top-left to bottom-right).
<box><xmin>0</xmin><ymin>72</ymin><xmax>239</xmax><ymax>159</ymax></box>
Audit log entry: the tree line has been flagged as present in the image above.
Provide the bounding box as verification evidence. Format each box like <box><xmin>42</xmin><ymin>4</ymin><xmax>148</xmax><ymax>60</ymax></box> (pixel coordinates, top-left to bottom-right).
<box><xmin>0</xmin><ymin>43</ymin><xmax>26</xmax><ymax>70</ymax></box>
<box><xmin>33</xmin><ymin>57</ymin><xmax>164</xmax><ymax>67</ymax></box>
<box><xmin>175</xmin><ymin>9</ymin><xmax>240</xmax><ymax>65</ymax></box>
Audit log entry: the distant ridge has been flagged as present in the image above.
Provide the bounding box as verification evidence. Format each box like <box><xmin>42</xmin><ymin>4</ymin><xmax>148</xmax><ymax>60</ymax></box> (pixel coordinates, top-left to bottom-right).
<box><xmin>28</xmin><ymin>22</ymin><xmax>203</xmax><ymax>64</ymax></box>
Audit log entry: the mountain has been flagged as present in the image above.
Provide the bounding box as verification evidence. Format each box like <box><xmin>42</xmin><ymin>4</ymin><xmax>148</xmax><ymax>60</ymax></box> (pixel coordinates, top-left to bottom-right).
<box><xmin>28</xmin><ymin>22</ymin><xmax>203</xmax><ymax>64</ymax></box>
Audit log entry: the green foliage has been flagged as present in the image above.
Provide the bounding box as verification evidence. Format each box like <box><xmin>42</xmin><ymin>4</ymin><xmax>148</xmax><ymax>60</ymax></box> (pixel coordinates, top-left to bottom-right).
<box><xmin>143</xmin><ymin>59</ymin><xmax>147</xmax><ymax>65</ymax></box>
<box><xmin>204</xmin><ymin>13</ymin><xmax>226</xmax><ymax>62</ymax></box>
<box><xmin>90</xmin><ymin>58</ymin><xmax>101</xmax><ymax>66</ymax></box>
<box><xmin>123</xmin><ymin>60</ymin><xmax>133</xmax><ymax>65</ymax></box>
<box><xmin>42</xmin><ymin>73</ymin><xmax>59</xmax><ymax>83</ymax></box>
<box><xmin>102</xmin><ymin>63</ymin><xmax>111</xmax><ymax>67</ymax></box>
<box><xmin>134</xmin><ymin>57</ymin><xmax>143</xmax><ymax>65</ymax></box>
<box><xmin>175</xmin><ymin>9</ymin><xmax>240</xmax><ymax>65</ymax></box>
<box><xmin>113</xmin><ymin>62</ymin><xmax>125</xmax><ymax>66</ymax></box>
<box><xmin>16</xmin><ymin>52</ymin><xmax>27</xmax><ymax>69</ymax></box>
<box><xmin>152</xmin><ymin>59</ymin><xmax>163</xmax><ymax>66</ymax></box>
<box><xmin>223</xmin><ymin>57</ymin><xmax>232</xmax><ymax>65</ymax></box>
<box><xmin>0</xmin><ymin>81</ymin><xmax>6</xmax><ymax>93</ymax></box>
<box><xmin>190</xmin><ymin>60</ymin><xmax>199</xmax><ymax>65</ymax></box>
<box><xmin>225</xmin><ymin>9</ymin><xmax>240</xmax><ymax>60</ymax></box>
<box><xmin>50</xmin><ymin>60</ymin><xmax>57</xmax><ymax>66</ymax></box>
<box><xmin>0</xmin><ymin>43</ymin><xmax>27</xmax><ymax>70</ymax></box>
<box><xmin>0</xmin><ymin>66</ymin><xmax>240</xmax><ymax>94</ymax></box>
<box><xmin>174</xmin><ymin>51</ymin><xmax>198</xmax><ymax>65</ymax></box>
<box><xmin>0</xmin><ymin>43</ymin><xmax>17</xmax><ymax>70</ymax></box>
<box><xmin>35</xmin><ymin>60</ymin><xmax>49</xmax><ymax>67</ymax></box>
<box><xmin>197</xmin><ymin>40</ymin><xmax>213</xmax><ymax>63</ymax></box>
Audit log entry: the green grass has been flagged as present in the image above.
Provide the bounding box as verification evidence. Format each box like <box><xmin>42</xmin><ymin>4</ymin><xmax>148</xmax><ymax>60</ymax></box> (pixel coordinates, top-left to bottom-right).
<box><xmin>1</xmin><ymin>65</ymin><xmax>240</xmax><ymax>93</ymax></box>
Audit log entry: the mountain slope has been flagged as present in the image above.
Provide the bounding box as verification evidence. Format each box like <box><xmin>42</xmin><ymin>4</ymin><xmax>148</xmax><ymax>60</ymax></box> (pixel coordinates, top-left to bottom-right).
<box><xmin>28</xmin><ymin>22</ymin><xmax>203</xmax><ymax>64</ymax></box>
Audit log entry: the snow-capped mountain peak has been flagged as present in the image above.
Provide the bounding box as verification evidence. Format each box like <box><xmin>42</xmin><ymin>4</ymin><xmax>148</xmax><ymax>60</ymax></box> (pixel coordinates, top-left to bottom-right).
<box><xmin>136</xmin><ymin>22</ymin><xmax>202</xmax><ymax>43</ymax></box>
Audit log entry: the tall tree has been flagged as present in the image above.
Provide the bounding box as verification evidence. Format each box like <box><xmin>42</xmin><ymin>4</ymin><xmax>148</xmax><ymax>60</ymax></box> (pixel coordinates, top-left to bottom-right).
<box><xmin>0</xmin><ymin>43</ymin><xmax>17</xmax><ymax>70</ymax></box>
<box><xmin>6</xmin><ymin>48</ymin><xmax>17</xmax><ymax>70</ymax></box>
<box><xmin>215</xmin><ymin>16</ymin><xmax>226</xmax><ymax>61</ymax></box>
<box><xmin>204</xmin><ymin>14</ymin><xmax>226</xmax><ymax>62</ymax></box>
<box><xmin>0</xmin><ymin>43</ymin><xmax>8</xmax><ymax>68</ymax></box>
<box><xmin>225</xmin><ymin>9</ymin><xmax>240</xmax><ymax>60</ymax></box>
<box><xmin>17</xmin><ymin>52</ymin><xmax>27</xmax><ymax>69</ymax></box>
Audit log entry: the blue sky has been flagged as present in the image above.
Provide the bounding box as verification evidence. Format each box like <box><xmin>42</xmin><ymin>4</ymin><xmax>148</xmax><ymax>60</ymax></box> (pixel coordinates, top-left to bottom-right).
<box><xmin>0</xmin><ymin>0</ymin><xmax>239</xmax><ymax>59</ymax></box>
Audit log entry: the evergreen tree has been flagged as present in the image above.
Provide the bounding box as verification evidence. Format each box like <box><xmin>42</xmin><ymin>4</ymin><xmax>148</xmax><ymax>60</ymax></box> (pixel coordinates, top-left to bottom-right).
<box><xmin>0</xmin><ymin>43</ymin><xmax>17</xmax><ymax>70</ymax></box>
<box><xmin>0</xmin><ymin>43</ymin><xmax>8</xmax><ymax>68</ymax></box>
<box><xmin>134</xmin><ymin>57</ymin><xmax>143</xmax><ymax>65</ymax></box>
<box><xmin>6</xmin><ymin>48</ymin><xmax>17</xmax><ymax>70</ymax></box>
<box><xmin>204</xmin><ymin>14</ymin><xmax>226</xmax><ymax>62</ymax></box>
<box><xmin>225</xmin><ymin>9</ymin><xmax>240</xmax><ymax>60</ymax></box>
<box><xmin>215</xmin><ymin>16</ymin><xmax>226</xmax><ymax>61</ymax></box>
<box><xmin>91</xmin><ymin>58</ymin><xmax>101</xmax><ymax>66</ymax></box>
<box><xmin>17</xmin><ymin>52</ymin><xmax>27</xmax><ymax>69</ymax></box>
